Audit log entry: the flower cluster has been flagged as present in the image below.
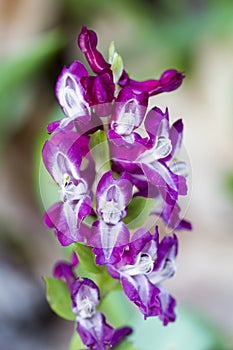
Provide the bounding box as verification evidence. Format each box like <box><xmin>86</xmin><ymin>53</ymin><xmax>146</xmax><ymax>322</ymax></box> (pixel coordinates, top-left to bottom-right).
<box><xmin>42</xmin><ymin>26</ymin><xmax>191</xmax><ymax>349</ymax></box>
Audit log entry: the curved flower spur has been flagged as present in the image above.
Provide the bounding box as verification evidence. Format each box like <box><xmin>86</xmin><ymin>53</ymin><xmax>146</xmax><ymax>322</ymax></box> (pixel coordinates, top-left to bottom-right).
<box><xmin>41</xmin><ymin>26</ymin><xmax>192</xmax><ymax>349</ymax></box>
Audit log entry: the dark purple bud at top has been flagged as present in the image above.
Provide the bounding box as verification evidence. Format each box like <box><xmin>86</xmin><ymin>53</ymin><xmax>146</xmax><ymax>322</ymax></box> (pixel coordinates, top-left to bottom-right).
<box><xmin>78</xmin><ymin>26</ymin><xmax>110</xmax><ymax>74</ymax></box>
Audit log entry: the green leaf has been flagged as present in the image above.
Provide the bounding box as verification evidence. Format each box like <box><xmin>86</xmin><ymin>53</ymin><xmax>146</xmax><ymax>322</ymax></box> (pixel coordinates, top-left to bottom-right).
<box><xmin>111</xmin><ymin>52</ymin><xmax>124</xmax><ymax>84</ymax></box>
<box><xmin>90</xmin><ymin>130</ymin><xmax>111</xmax><ymax>176</ymax></box>
<box><xmin>123</xmin><ymin>196</ymin><xmax>155</xmax><ymax>229</ymax></box>
<box><xmin>69</xmin><ymin>329</ymin><xmax>84</xmax><ymax>350</ymax></box>
<box><xmin>108</xmin><ymin>41</ymin><xmax>124</xmax><ymax>84</ymax></box>
<box><xmin>75</xmin><ymin>243</ymin><xmax>104</xmax><ymax>274</ymax></box>
<box><xmin>98</xmin><ymin>290</ymin><xmax>132</xmax><ymax>327</ymax></box>
<box><xmin>44</xmin><ymin>277</ymin><xmax>75</xmax><ymax>321</ymax></box>
<box><xmin>108</xmin><ymin>41</ymin><xmax>116</xmax><ymax>64</ymax></box>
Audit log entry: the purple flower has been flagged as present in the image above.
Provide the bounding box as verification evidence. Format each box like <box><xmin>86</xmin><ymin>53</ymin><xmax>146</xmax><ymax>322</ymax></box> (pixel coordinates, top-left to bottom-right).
<box><xmin>109</xmin><ymin>86</ymin><xmax>148</xmax><ymax>144</ymax></box>
<box><xmin>110</xmin><ymin>106</ymin><xmax>187</xmax><ymax>208</ymax></box>
<box><xmin>88</xmin><ymin>171</ymin><xmax>133</xmax><ymax>264</ymax></box>
<box><xmin>96</xmin><ymin>171</ymin><xmax>132</xmax><ymax>223</ymax></box>
<box><xmin>107</xmin><ymin>227</ymin><xmax>178</xmax><ymax>324</ymax></box>
<box><xmin>48</xmin><ymin>61</ymin><xmax>91</xmax><ymax>134</ymax></box>
<box><xmin>142</xmin><ymin>109</ymin><xmax>191</xmax><ymax>229</ymax></box>
<box><xmin>71</xmin><ymin>278</ymin><xmax>132</xmax><ymax>349</ymax></box>
<box><xmin>119</xmin><ymin>69</ymin><xmax>185</xmax><ymax>96</ymax></box>
<box><xmin>53</xmin><ymin>262</ymin><xmax>132</xmax><ymax>349</ymax></box>
<box><xmin>139</xmin><ymin>107</ymin><xmax>187</xmax><ymax>203</ymax></box>
<box><xmin>42</xmin><ymin>132</ymin><xmax>92</xmax><ymax>245</ymax></box>
<box><xmin>78</xmin><ymin>26</ymin><xmax>111</xmax><ymax>75</ymax></box>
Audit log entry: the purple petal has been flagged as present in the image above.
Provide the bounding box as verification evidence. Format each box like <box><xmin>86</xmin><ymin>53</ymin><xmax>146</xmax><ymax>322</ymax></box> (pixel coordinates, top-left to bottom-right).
<box><xmin>47</xmin><ymin>115</ymin><xmax>93</xmax><ymax>135</ymax></box>
<box><xmin>111</xmin><ymin>326</ymin><xmax>133</xmax><ymax>347</ymax></box>
<box><xmin>44</xmin><ymin>201</ymin><xmax>89</xmax><ymax>244</ymax></box>
<box><xmin>176</xmin><ymin>218</ymin><xmax>192</xmax><ymax>230</ymax></box>
<box><xmin>90</xmin><ymin>220</ymin><xmax>130</xmax><ymax>265</ymax></box>
<box><xmin>126</xmin><ymin>69</ymin><xmax>185</xmax><ymax>96</ymax></box>
<box><xmin>80</xmin><ymin>158</ymin><xmax>96</xmax><ymax>193</ymax></box>
<box><xmin>42</xmin><ymin>132</ymin><xmax>82</xmax><ymax>186</ymax></box>
<box><xmin>53</xmin><ymin>261</ymin><xmax>76</xmax><ymax>289</ymax></box>
<box><xmin>44</xmin><ymin>202</ymin><xmax>75</xmax><ymax>246</ymax></box>
<box><xmin>71</xmin><ymin>277</ymin><xmax>115</xmax><ymax>349</ymax></box>
<box><xmin>157</xmin><ymin>234</ymin><xmax>178</xmax><ymax>266</ymax></box>
<box><xmin>170</xmin><ymin>119</ymin><xmax>183</xmax><ymax>158</ymax></box>
<box><xmin>47</xmin><ymin>118</ymin><xmax>76</xmax><ymax>135</ymax></box>
<box><xmin>141</xmin><ymin>162</ymin><xmax>179</xmax><ymax>205</ymax></box>
<box><xmin>71</xmin><ymin>252</ymin><xmax>79</xmax><ymax>267</ymax></box>
<box><xmin>159</xmin><ymin>69</ymin><xmax>185</xmax><ymax>94</ymax></box>
<box><xmin>109</xmin><ymin>131</ymin><xmax>148</xmax><ymax>168</ymax></box>
<box><xmin>164</xmin><ymin>119</ymin><xmax>184</xmax><ymax>162</ymax></box>
<box><xmin>121</xmin><ymin>274</ymin><xmax>161</xmax><ymax>318</ymax></box>
<box><xmin>74</xmin><ymin>114</ymin><xmax>104</xmax><ymax>136</ymax></box>
<box><xmin>124</xmin><ymin>77</ymin><xmax>160</xmax><ymax>95</ymax></box>
<box><xmin>144</xmin><ymin>106</ymin><xmax>169</xmax><ymax>142</ymax></box>
<box><xmin>111</xmin><ymin>87</ymin><xmax>148</xmax><ymax>137</ymax></box>
<box><xmin>106</xmin><ymin>264</ymin><xmax>121</xmax><ymax>279</ymax></box>
<box><xmin>71</xmin><ymin>278</ymin><xmax>100</xmax><ymax>310</ymax></box>
<box><xmin>129</xmin><ymin>228</ymin><xmax>154</xmax><ymax>259</ymax></box>
<box><xmin>145</xmin><ymin>161</ymin><xmax>187</xmax><ymax>198</ymax></box>
<box><xmin>55</xmin><ymin>61</ymin><xmax>90</xmax><ymax>120</ymax></box>
<box><xmin>77</xmin><ymin>196</ymin><xmax>92</xmax><ymax>222</ymax></box>
<box><xmin>157</xmin><ymin>285</ymin><xmax>176</xmax><ymax>325</ymax></box>
<box><xmin>56</xmin><ymin>230</ymin><xmax>75</xmax><ymax>246</ymax></box>
<box><xmin>77</xmin><ymin>312</ymin><xmax>114</xmax><ymax>349</ymax></box>
<box><xmin>44</xmin><ymin>202</ymin><xmax>61</xmax><ymax>229</ymax></box>
<box><xmin>151</xmin><ymin>234</ymin><xmax>178</xmax><ymax>284</ymax></box>
<box><xmin>124</xmin><ymin>170</ymin><xmax>151</xmax><ymax>194</ymax></box>
<box><xmin>130</xmin><ymin>227</ymin><xmax>159</xmax><ymax>260</ymax></box>
<box><xmin>81</xmin><ymin>70</ymin><xmax>115</xmax><ymax>117</ymax></box>
<box><xmin>118</xmin><ymin>69</ymin><xmax>130</xmax><ymax>86</ymax></box>
<box><xmin>72</xmin><ymin>135</ymin><xmax>90</xmax><ymax>158</ymax></box>
<box><xmin>47</xmin><ymin>120</ymin><xmax>62</xmax><ymax>134</ymax></box>
<box><xmin>78</xmin><ymin>26</ymin><xmax>111</xmax><ymax>74</ymax></box>
<box><xmin>96</xmin><ymin>171</ymin><xmax>133</xmax><ymax>223</ymax></box>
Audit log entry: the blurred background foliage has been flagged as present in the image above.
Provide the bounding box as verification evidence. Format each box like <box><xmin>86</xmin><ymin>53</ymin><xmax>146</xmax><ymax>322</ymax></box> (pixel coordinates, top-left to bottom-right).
<box><xmin>0</xmin><ymin>0</ymin><xmax>233</xmax><ymax>349</ymax></box>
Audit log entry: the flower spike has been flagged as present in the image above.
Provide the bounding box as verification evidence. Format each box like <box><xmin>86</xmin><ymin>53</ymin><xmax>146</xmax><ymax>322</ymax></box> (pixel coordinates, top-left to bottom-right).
<box><xmin>42</xmin><ymin>25</ymin><xmax>192</xmax><ymax>350</ymax></box>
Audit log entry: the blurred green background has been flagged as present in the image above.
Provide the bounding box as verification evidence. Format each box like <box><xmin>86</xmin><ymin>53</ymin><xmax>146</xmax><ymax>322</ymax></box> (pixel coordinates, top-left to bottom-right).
<box><xmin>0</xmin><ymin>0</ymin><xmax>233</xmax><ymax>349</ymax></box>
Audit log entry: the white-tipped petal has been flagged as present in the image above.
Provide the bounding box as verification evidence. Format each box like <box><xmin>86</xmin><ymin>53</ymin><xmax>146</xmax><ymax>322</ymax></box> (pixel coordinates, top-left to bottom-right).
<box><xmin>170</xmin><ymin>161</ymin><xmax>188</xmax><ymax>177</ymax></box>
